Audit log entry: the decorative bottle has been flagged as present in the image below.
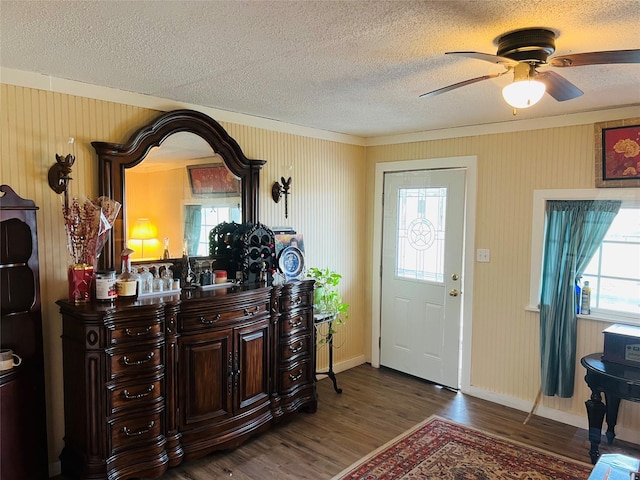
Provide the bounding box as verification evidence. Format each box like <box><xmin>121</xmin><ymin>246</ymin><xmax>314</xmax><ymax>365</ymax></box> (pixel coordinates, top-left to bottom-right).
<box><xmin>580</xmin><ymin>281</ymin><xmax>591</xmax><ymax>315</ymax></box>
<box><xmin>163</xmin><ymin>237</ymin><xmax>171</xmax><ymax>259</ymax></box>
<box><xmin>116</xmin><ymin>247</ymin><xmax>138</xmax><ymax>298</ymax></box>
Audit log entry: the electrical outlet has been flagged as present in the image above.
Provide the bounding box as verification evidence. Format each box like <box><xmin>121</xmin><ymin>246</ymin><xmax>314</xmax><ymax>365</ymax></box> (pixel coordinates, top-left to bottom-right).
<box><xmin>476</xmin><ymin>249</ymin><xmax>490</xmax><ymax>263</ymax></box>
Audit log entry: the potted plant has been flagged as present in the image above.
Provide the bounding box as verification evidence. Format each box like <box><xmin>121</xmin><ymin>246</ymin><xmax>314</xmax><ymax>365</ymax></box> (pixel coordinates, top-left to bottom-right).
<box><xmin>307</xmin><ymin>267</ymin><xmax>349</xmax><ymax>341</ymax></box>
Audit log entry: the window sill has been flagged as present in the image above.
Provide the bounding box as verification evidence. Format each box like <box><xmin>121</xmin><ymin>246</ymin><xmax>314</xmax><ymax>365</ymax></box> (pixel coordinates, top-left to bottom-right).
<box><xmin>525</xmin><ymin>305</ymin><xmax>640</xmax><ymax>327</ymax></box>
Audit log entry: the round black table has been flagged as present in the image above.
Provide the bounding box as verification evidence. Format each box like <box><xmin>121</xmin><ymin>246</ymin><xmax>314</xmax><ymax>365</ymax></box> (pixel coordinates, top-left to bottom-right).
<box><xmin>580</xmin><ymin>353</ymin><xmax>640</xmax><ymax>464</ymax></box>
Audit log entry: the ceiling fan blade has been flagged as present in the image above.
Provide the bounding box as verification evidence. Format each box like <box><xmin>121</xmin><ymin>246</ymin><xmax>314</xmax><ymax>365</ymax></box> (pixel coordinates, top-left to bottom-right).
<box><xmin>549</xmin><ymin>49</ymin><xmax>640</xmax><ymax>67</ymax></box>
<box><xmin>446</xmin><ymin>51</ymin><xmax>519</xmax><ymax>67</ymax></box>
<box><xmin>536</xmin><ymin>71</ymin><xmax>583</xmax><ymax>101</ymax></box>
<box><xmin>419</xmin><ymin>73</ymin><xmax>502</xmax><ymax>98</ymax></box>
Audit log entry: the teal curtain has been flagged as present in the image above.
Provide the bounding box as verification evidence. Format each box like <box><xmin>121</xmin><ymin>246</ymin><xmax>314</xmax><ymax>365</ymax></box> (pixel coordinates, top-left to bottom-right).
<box><xmin>539</xmin><ymin>200</ymin><xmax>621</xmax><ymax>398</ymax></box>
<box><xmin>184</xmin><ymin>205</ymin><xmax>202</xmax><ymax>256</ymax></box>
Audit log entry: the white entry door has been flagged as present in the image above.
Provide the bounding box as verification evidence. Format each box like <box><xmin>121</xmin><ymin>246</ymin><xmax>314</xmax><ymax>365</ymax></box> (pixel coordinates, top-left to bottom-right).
<box><xmin>380</xmin><ymin>168</ymin><xmax>465</xmax><ymax>389</ymax></box>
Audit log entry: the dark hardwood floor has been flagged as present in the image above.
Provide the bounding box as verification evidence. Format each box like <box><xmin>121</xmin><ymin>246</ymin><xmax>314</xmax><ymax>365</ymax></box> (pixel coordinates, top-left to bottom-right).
<box><xmin>55</xmin><ymin>363</ymin><xmax>640</xmax><ymax>479</ymax></box>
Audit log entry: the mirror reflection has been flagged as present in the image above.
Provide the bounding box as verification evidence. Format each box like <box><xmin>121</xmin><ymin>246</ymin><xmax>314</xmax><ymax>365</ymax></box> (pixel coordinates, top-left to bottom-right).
<box><xmin>125</xmin><ymin>132</ymin><xmax>241</xmax><ymax>260</ymax></box>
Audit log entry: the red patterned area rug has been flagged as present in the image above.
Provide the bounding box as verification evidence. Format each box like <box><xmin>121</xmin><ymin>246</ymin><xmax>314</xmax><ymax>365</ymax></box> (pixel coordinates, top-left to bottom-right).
<box><xmin>332</xmin><ymin>415</ymin><xmax>593</xmax><ymax>480</ymax></box>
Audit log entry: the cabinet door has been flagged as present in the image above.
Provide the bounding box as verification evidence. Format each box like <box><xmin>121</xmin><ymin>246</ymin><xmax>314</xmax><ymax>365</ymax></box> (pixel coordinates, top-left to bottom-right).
<box><xmin>180</xmin><ymin>329</ymin><xmax>233</xmax><ymax>429</ymax></box>
<box><xmin>235</xmin><ymin>317</ymin><xmax>270</xmax><ymax>413</ymax></box>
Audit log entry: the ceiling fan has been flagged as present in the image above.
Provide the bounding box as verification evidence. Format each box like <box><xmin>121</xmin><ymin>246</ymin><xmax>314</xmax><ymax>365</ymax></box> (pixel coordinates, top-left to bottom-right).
<box><xmin>420</xmin><ymin>28</ymin><xmax>640</xmax><ymax>110</ymax></box>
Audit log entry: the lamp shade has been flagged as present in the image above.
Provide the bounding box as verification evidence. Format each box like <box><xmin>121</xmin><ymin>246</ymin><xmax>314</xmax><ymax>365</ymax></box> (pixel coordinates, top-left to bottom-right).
<box><xmin>502</xmin><ymin>80</ymin><xmax>546</xmax><ymax>109</ymax></box>
<box><xmin>130</xmin><ymin>218</ymin><xmax>157</xmax><ymax>240</ymax></box>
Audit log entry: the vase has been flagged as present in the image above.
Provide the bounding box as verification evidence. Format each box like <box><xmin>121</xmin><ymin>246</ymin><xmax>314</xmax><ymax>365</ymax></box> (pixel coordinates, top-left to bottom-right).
<box><xmin>68</xmin><ymin>263</ymin><xmax>94</xmax><ymax>303</ymax></box>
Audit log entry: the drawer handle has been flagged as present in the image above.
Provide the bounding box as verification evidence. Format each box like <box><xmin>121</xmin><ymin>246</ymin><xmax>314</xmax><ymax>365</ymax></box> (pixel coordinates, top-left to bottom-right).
<box><xmin>292</xmin><ymin>296</ymin><xmax>302</xmax><ymax>305</ymax></box>
<box><xmin>122</xmin><ymin>420</ymin><xmax>154</xmax><ymax>437</ymax></box>
<box><xmin>121</xmin><ymin>352</ymin><xmax>154</xmax><ymax>366</ymax></box>
<box><xmin>289</xmin><ymin>370</ymin><xmax>303</xmax><ymax>382</ymax></box>
<box><xmin>289</xmin><ymin>317</ymin><xmax>303</xmax><ymax>328</ymax></box>
<box><xmin>124</xmin><ymin>326</ymin><xmax>152</xmax><ymax>336</ymax></box>
<box><xmin>121</xmin><ymin>384</ymin><xmax>155</xmax><ymax>400</ymax></box>
<box><xmin>289</xmin><ymin>342</ymin><xmax>304</xmax><ymax>354</ymax></box>
<box><xmin>243</xmin><ymin>306</ymin><xmax>260</xmax><ymax>316</ymax></box>
<box><xmin>200</xmin><ymin>314</ymin><xmax>221</xmax><ymax>325</ymax></box>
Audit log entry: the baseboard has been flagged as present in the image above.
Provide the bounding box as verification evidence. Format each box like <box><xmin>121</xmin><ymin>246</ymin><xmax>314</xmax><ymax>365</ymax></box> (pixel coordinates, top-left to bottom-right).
<box><xmin>315</xmin><ymin>355</ymin><xmax>366</xmax><ymax>381</ymax></box>
<box><xmin>462</xmin><ymin>384</ymin><xmax>640</xmax><ymax>445</ymax></box>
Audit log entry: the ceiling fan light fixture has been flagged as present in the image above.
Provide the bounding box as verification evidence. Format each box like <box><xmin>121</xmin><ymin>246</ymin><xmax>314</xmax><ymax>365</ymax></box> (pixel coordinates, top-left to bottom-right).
<box><xmin>502</xmin><ymin>79</ymin><xmax>546</xmax><ymax>109</ymax></box>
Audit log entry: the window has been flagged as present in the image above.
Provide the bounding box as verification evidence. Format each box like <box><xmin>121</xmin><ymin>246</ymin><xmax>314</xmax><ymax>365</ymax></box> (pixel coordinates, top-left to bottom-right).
<box><xmin>194</xmin><ymin>205</ymin><xmax>241</xmax><ymax>256</ymax></box>
<box><xmin>581</xmin><ymin>207</ymin><xmax>640</xmax><ymax>316</ymax></box>
<box><xmin>396</xmin><ymin>186</ymin><xmax>447</xmax><ymax>283</ymax></box>
<box><xmin>528</xmin><ymin>188</ymin><xmax>640</xmax><ymax>325</ymax></box>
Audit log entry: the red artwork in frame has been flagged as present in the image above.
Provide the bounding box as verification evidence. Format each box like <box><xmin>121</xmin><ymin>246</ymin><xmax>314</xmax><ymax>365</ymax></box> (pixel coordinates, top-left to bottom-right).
<box><xmin>187</xmin><ymin>164</ymin><xmax>241</xmax><ymax>196</ymax></box>
<box><xmin>595</xmin><ymin>118</ymin><xmax>640</xmax><ymax>188</ymax></box>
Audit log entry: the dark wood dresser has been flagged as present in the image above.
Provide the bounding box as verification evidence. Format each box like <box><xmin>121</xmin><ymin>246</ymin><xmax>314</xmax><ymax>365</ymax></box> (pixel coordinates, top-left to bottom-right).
<box><xmin>0</xmin><ymin>185</ymin><xmax>49</xmax><ymax>479</ymax></box>
<box><xmin>58</xmin><ymin>279</ymin><xmax>316</xmax><ymax>479</ymax></box>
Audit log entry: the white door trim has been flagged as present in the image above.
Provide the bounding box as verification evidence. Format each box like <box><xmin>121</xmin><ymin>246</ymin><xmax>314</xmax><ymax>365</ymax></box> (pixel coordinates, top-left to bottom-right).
<box><xmin>371</xmin><ymin>156</ymin><xmax>477</xmax><ymax>392</ymax></box>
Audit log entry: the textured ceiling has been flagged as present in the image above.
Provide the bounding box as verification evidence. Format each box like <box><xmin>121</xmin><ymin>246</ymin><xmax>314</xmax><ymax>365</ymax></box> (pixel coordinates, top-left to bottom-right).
<box><xmin>1</xmin><ymin>0</ymin><xmax>639</xmax><ymax>138</ymax></box>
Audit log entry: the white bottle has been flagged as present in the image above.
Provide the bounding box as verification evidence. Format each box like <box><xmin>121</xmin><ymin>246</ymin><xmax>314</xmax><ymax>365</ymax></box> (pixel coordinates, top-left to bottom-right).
<box><xmin>581</xmin><ymin>281</ymin><xmax>591</xmax><ymax>315</ymax></box>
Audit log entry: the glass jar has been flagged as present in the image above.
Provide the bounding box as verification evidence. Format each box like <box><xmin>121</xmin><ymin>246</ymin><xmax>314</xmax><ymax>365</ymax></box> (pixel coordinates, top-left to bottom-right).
<box><xmin>162</xmin><ymin>264</ymin><xmax>174</xmax><ymax>290</ymax></box>
<box><xmin>95</xmin><ymin>270</ymin><xmax>116</xmax><ymax>302</ymax></box>
<box><xmin>139</xmin><ymin>266</ymin><xmax>153</xmax><ymax>295</ymax></box>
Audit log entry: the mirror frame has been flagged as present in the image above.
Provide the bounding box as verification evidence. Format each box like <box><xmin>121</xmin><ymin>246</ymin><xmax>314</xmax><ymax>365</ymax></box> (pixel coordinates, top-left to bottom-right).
<box><xmin>93</xmin><ymin>109</ymin><xmax>265</xmax><ymax>269</ymax></box>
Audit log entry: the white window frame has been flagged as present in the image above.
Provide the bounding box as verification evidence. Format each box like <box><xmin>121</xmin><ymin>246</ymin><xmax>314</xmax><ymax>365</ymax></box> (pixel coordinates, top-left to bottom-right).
<box><xmin>527</xmin><ymin>188</ymin><xmax>640</xmax><ymax>326</ymax></box>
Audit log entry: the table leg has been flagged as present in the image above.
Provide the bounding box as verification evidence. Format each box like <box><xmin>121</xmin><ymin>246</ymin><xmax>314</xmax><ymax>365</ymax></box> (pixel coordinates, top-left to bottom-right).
<box><xmin>314</xmin><ymin>320</ymin><xmax>342</xmax><ymax>394</ymax></box>
<box><xmin>585</xmin><ymin>389</ymin><xmax>607</xmax><ymax>464</ymax></box>
<box><xmin>326</xmin><ymin>332</ymin><xmax>342</xmax><ymax>394</ymax></box>
<box><xmin>604</xmin><ymin>394</ymin><xmax>621</xmax><ymax>445</ymax></box>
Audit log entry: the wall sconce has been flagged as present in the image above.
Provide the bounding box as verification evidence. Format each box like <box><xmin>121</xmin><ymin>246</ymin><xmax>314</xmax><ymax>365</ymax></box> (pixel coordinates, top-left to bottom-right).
<box><xmin>272</xmin><ymin>176</ymin><xmax>292</xmax><ymax>219</ymax></box>
<box><xmin>130</xmin><ymin>218</ymin><xmax>157</xmax><ymax>259</ymax></box>
<box><xmin>48</xmin><ymin>137</ymin><xmax>75</xmax><ymax>210</ymax></box>
<box><xmin>502</xmin><ymin>63</ymin><xmax>546</xmax><ymax>110</ymax></box>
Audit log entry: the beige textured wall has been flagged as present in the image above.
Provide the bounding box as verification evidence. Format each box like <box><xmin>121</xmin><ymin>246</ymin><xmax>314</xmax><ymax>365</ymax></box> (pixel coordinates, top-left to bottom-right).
<box><xmin>365</xmin><ymin>124</ymin><xmax>640</xmax><ymax>436</ymax></box>
<box><xmin>0</xmin><ymin>84</ymin><xmax>366</xmax><ymax>469</ymax></box>
<box><xmin>2</xmin><ymin>82</ymin><xmax>638</xmax><ymax>472</ymax></box>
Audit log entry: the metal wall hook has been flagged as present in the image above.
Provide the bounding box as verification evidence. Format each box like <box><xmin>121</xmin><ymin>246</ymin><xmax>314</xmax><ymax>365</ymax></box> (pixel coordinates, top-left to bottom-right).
<box><xmin>48</xmin><ymin>152</ymin><xmax>75</xmax><ymax>210</ymax></box>
<box><xmin>271</xmin><ymin>176</ymin><xmax>292</xmax><ymax>218</ymax></box>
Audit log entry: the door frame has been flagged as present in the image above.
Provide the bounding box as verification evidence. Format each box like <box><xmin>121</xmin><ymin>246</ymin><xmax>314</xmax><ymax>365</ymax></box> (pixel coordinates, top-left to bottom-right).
<box><xmin>371</xmin><ymin>156</ymin><xmax>477</xmax><ymax>391</ymax></box>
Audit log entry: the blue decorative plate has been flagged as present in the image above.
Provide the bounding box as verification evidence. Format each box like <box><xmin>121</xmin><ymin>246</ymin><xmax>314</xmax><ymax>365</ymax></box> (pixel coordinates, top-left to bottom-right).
<box><xmin>279</xmin><ymin>246</ymin><xmax>304</xmax><ymax>279</ymax></box>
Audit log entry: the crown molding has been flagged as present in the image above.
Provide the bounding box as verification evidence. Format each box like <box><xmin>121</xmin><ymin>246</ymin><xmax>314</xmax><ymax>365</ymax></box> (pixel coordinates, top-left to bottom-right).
<box><xmin>3</xmin><ymin>67</ymin><xmax>639</xmax><ymax>148</ymax></box>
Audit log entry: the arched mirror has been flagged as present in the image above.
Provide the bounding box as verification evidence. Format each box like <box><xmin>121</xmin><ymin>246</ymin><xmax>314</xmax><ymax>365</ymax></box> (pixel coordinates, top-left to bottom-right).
<box><xmin>93</xmin><ymin>109</ymin><xmax>265</xmax><ymax>269</ymax></box>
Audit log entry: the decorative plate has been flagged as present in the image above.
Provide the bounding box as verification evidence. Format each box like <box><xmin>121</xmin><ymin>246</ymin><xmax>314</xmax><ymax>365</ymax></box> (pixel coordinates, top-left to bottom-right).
<box><xmin>279</xmin><ymin>246</ymin><xmax>304</xmax><ymax>278</ymax></box>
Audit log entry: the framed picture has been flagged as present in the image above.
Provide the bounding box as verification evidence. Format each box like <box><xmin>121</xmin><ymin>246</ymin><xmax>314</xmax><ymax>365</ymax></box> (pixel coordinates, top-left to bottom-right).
<box><xmin>187</xmin><ymin>164</ymin><xmax>241</xmax><ymax>196</ymax></box>
<box><xmin>595</xmin><ymin>118</ymin><xmax>640</xmax><ymax>188</ymax></box>
<box><xmin>275</xmin><ymin>233</ymin><xmax>304</xmax><ymax>257</ymax></box>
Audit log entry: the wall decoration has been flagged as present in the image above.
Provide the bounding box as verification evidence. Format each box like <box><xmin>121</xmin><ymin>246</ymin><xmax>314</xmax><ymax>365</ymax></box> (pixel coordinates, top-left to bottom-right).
<box><xmin>275</xmin><ymin>232</ymin><xmax>304</xmax><ymax>257</ymax></box>
<box><xmin>187</xmin><ymin>164</ymin><xmax>241</xmax><ymax>196</ymax></box>
<box><xmin>595</xmin><ymin>118</ymin><xmax>640</xmax><ymax>188</ymax></box>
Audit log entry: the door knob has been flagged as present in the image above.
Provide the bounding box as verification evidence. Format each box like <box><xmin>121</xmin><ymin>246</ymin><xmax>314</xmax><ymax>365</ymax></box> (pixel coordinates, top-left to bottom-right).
<box><xmin>449</xmin><ymin>289</ymin><xmax>459</xmax><ymax>297</ymax></box>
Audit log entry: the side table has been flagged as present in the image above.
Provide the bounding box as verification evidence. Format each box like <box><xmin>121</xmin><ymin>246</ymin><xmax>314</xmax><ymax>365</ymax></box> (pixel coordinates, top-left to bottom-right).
<box><xmin>314</xmin><ymin>313</ymin><xmax>342</xmax><ymax>393</ymax></box>
<box><xmin>581</xmin><ymin>353</ymin><xmax>640</xmax><ymax>464</ymax></box>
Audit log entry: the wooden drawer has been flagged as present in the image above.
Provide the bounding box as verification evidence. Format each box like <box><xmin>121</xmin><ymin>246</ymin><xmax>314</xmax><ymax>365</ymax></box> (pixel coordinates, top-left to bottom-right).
<box><xmin>280</xmin><ymin>334</ymin><xmax>310</xmax><ymax>363</ymax></box>
<box><xmin>107</xmin><ymin>319</ymin><xmax>163</xmax><ymax>346</ymax></box>
<box><xmin>279</xmin><ymin>290</ymin><xmax>312</xmax><ymax>312</ymax></box>
<box><xmin>180</xmin><ymin>302</ymin><xmax>268</xmax><ymax>332</ymax></box>
<box><xmin>279</xmin><ymin>360</ymin><xmax>312</xmax><ymax>393</ymax></box>
<box><xmin>280</xmin><ymin>311</ymin><xmax>311</xmax><ymax>337</ymax></box>
<box><xmin>107</xmin><ymin>375</ymin><xmax>164</xmax><ymax>416</ymax></box>
<box><xmin>107</xmin><ymin>344</ymin><xmax>164</xmax><ymax>381</ymax></box>
<box><xmin>109</xmin><ymin>409</ymin><xmax>163</xmax><ymax>453</ymax></box>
